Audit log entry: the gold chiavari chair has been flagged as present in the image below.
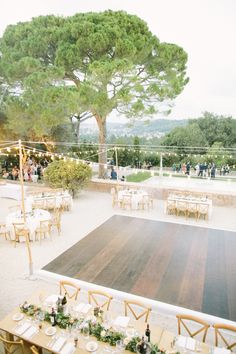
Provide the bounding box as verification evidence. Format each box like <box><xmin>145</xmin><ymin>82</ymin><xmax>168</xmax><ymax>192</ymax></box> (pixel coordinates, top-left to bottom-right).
<box><xmin>35</xmin><ymin>220</ymin><xmax>51</xmax><ymax>244</ymax></box>
<box><xmin>124</xmin><ymin>300</ymin><xmax>152</xmax><ymax>323</ymax></box>
<box><xmin>12</xmin><ymin>223</ymin><xmax>30</xmax><ymax>247</ymax></box>
<box><xmin>59</xmin><ymin>280</ymin><xmax>80</xmax><ymax>300</ymax></box>
<box><xmin>88</xmin><ymin>290</ymin><xmax>113</xmax><ymax>310</ymax></box>
<box><xmin>176</xmin><ymin>314</ymin><xmax>210</xmax><ymax>343</ymax></box>
<box><xmin>0</xmin><ymin>333</ymin><xmax>26</xmax><ymax>354</ymax></box>
<box><xmin>0</xmin><ymin>223</ymin><xmax>10</xmax><ymax>240</ymax></box>
<box><xmin>213</xmin><ymin>323</ymin><xmax>236</xmax><ymax>350</ymax></box>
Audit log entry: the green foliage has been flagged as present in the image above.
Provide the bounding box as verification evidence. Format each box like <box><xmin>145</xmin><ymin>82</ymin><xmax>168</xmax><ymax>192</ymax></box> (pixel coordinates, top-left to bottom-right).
<box><xmin>44</xmin><ymin>160</ymin><xmax>92</xmax><ymax>197</ymax></box>
<box><xmin>192</xmin><ymin>112</ymin><xmax>236</xmax><ymax>147</ymax></box>
<box><xmin>0</xmin><ymin>11</ymin><xmax>188</xmax><ymax>174</ymax></box>
<box><xmin>126</xmin><ymin>171</ymin><xmax>151</xmax><ymax>182</ymax></box>
<box><xmin>161</xmin><ymin>123</ymin><xmax>208</xmax><ymax>154</ymax></box>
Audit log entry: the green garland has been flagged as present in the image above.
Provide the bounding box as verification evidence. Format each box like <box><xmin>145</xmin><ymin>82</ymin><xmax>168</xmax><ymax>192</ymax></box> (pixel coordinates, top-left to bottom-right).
<box><xmin>19</xmin><ymin>302</ymin><xmax>175</xmax><ymax>354</ymax></box>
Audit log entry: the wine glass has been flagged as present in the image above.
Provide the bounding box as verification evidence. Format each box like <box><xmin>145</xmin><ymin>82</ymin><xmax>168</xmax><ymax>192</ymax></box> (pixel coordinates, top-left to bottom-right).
<box><xmin>82</xmin><ymin>323</ymin><xmax>90</xmax><ymax>340</ymax></box>
<box><xmin>103</xmin><ymin>312</ymin><xmax>112</xmax><ymax>329</ymax></box>
<box><xmin>37</xmin><ymin>310</ymin><xmax>45</xmax><ymax>330</ymax></box>
<box><xmin>116</xmin><ymin>340</ymin><xmax>125</xmax><ymax>353</ymax></box>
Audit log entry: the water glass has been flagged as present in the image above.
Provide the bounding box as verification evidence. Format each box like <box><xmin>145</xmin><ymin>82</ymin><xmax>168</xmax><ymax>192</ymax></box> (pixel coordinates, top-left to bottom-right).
<box><xmin>82</xmin><ymin>323</ymin><xmax>90</xmax><ymax>340</ymax></box>
<box><xmin>116</xmin><ymin>340</ymin><xmax>125</xmax><ymax>353</ymax></box>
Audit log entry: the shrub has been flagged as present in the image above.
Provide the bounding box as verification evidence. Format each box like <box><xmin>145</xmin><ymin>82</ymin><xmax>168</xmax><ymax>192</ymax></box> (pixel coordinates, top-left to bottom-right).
<box><xmin>44</xmin><ymin>160</ymin><xmax>92</xmax><ymax>197</ymax></box>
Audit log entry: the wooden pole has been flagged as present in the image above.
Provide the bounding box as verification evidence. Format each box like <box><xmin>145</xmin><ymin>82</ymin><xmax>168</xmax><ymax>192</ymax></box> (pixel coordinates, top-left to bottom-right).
<box><xmin>115</xmin><ymin>147</ymin><xmax>119</xmax><ymax>183</ymax></box>
<box><xmin>19</xmin><ymin>140</ymin><xmax>26</xmax><ymax>222</ymax></box>
<box><xmin>18</xmin><ymin>140</ymin><xmax>34</xmax><ymax>277</ymax></box>
<box><xmin>160</xmin><ymin>152</ymin><xmax>163</xmax><ymax>177</ymax></box>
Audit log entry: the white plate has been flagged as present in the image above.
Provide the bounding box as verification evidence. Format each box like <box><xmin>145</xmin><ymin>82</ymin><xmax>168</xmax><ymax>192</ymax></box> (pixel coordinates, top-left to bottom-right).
<box><xmin>45</xmin><ymin>327</ymin><xmax>57</xmax><ymax>336</ymax></box>
<box><xmin>12</xmin><ymin>313</ymin><xmax>24</xmax><ymax>321</ymax></box>
<box><xmin>86</xmin><ymin>341</ymin><xmax>98</xmax><ymax>352</ymax></box>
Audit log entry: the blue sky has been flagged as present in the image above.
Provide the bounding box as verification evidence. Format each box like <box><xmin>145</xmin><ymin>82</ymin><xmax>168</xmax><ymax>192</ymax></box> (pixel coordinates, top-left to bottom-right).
<box><xmin>1</xmin><ymin>0</ymin><xmax>236</xmax><ymax>122</ymax></box>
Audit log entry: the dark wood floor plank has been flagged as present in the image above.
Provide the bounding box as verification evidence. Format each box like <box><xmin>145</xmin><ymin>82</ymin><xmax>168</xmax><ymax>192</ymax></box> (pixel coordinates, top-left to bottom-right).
<box><xmin>130</xmin><ymin>224</ymin><xmax>179</xmax><ymax>298</ymax></box>
<box><xmin>43</xmin><ymin>215</ymin><xmax>236</xmax><ymax>321</ymax></box>
<box><xmin>224</xmin><ymin>232</ymin><xmax>236</xmax><ymax>320</ymax></box>
<box><xmin>202</xmin><ymin>229</ymin><xmax>229</xmax><ymax>319</ymax></box>
<box><xmin>177</xmin><ymin>228</ymin><xmax>208</xmax><ymax>311</ymax></box>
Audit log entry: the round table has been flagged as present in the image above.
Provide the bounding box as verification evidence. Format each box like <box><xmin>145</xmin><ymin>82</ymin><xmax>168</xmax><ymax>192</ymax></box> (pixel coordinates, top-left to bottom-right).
<box><xmin>6</xmin><ymin>209</ymin><xmax>51</xmax><ymax>241</ymax></box>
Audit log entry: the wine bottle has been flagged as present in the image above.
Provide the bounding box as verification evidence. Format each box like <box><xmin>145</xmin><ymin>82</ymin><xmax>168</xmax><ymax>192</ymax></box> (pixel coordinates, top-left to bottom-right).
<box><xmin>50</xmin><ymin>308</ymin><xmax>57</xmax><ymax>326</ymax></box>
<box><xmin>145</xmin><ymin>324</ymin><xmax>151</xmax><ymax>342</ymax></box>
<box><xmin>56</xmin><ymin>297</ymin><xmax>63</xmax><ymax>313</ymax></box>
<box><xmin>61</xmin><ymin>292</ymin><xmax>67</xmax><ymax>306</ymax></box>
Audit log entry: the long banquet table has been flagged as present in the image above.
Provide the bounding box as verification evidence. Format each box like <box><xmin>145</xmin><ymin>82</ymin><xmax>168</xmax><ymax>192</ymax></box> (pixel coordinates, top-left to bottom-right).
<box><xmin>0</xmin><ymin>292</ymin><xmax>212</xmax><ymax>354</ymax></box>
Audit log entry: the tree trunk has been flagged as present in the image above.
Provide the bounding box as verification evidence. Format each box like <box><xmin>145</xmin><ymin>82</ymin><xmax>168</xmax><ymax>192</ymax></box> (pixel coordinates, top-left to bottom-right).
<box><xmin>95</xmin><ymin>115</ymin><xmax>107</xmax><ymax>178</ymax></box>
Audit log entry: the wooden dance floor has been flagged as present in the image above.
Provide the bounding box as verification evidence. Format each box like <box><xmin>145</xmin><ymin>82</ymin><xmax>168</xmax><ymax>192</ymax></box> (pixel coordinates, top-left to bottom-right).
<box><xmin>43</xmin><ymin>215</ymin><xmax>236</xmax><ymax>321</ymax></box>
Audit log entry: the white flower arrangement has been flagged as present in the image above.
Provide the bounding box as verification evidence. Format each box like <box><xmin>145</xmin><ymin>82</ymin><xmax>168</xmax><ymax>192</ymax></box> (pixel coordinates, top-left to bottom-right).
<box><xmin>124</xmin><ymin>337</ymin><xmax>131</xmax><ymax>346</ymax></box>
<box><xmin>100</xmin><ymin>330</ymin><xmax>107</xmax><ymax>338</ymax></box>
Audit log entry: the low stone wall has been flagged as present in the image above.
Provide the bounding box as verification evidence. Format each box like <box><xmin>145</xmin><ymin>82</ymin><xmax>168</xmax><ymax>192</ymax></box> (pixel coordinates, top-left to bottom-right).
<box><xmin>87</xmin><ymin>179</ymin><xmax>236</xmax><ymax>207</ymax></box>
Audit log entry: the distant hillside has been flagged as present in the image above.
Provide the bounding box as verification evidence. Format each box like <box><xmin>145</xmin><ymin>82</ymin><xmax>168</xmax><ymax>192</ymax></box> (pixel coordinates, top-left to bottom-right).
<box><xmin>80</xmin><ymin>119</ymin><xmax>188</xmax><ymax>138</ymax></box>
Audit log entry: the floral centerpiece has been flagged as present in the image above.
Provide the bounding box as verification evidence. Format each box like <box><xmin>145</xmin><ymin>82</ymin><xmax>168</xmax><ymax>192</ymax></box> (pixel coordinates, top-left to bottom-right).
<box><xmin>19</xmin><ymin>301</ymin><xmax>178</xmax><ymax>354</ymax></box>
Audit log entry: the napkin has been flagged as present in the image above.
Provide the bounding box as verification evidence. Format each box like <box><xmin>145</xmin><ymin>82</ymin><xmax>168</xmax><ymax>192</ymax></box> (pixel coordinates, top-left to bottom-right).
<box><xmin>82</xmin><ymin>304</ymin><xmax>92</xmax><ymax>314</ymax></box>
<box><xmin>52</xmin><ymin>337</ymin><xmax>67</xmax><ymax>352</ymax></box>
<box><xmin>74</xmin><ymin>303</ymin><xmax>86</xmax><ymax>312</ymax></box>
<box><xmin>176</xmin><ymin>336</ymin><xmax>196</xmax><ymax>350</ymax></box>
<box><xmin>113</xmin><ymin>316</ymin><xmax>130</xmax><ymax>328</ymax></box>
<box><xmin>23</xmin><ymin>326</ymin><xmax>38</xmax><ymax>339</ymax></box>
<box><xmin>186</xmin><ymin>337</ymin><xmax>196</xmax><ymax>350</ymax></box>
<box><xmin>15</xmin><ymin>322</ymin><xmax>31</xmax><ymax>335</ymax></box>
<box><xmin>176</xmin><ymin>335</ymin><xmax>187</xmax><ymax>348</ymax></box>
<box><xmin>60</xmin><ymin>342</ymin><xmax>76</xmax><ymax>354</ymax></box>
<box><xmin>214</xmin><ymin>348</ymin><xmax>231</xmax><ymax>354</ymax></box>
<box><xmin>45</xmin><ymin>294</ymin><xmax>59</xmax><ymax>305</ymax></box>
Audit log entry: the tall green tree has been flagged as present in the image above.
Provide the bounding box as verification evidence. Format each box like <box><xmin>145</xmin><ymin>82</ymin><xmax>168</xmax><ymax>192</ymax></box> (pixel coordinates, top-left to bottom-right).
<box><xmin>0</xmin><ymin>11</ymin><xmax>188</xmax><ymax>177</ymax></box>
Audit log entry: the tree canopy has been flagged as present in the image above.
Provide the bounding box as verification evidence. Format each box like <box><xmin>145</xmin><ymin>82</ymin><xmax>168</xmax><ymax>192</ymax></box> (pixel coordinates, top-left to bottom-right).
<box><xmin>0</xmin><ymin>10</ymin><xmax>189</xmax><ymax>176</ymax></box>
<box><xmin>161</xmin><ymin>112</ymin><xmax>236</xmax><ymax>150</ymax></box>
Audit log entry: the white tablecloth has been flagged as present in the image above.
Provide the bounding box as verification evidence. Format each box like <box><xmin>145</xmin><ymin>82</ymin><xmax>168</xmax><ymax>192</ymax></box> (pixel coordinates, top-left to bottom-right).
<box><xmin>118</xmin><ymin>189</ymin><xmax>148</xmax><ymax>209</ymax></box>
<box><xmin>0</xmin><ymin>183</ymin><xmax>28</xmax><ymax>201</ymax></box>
<box><xmin>6</xmin><ymin>209</ymin><xmax>51</xmax><ymax>241</ymax></box>
<box><xmin>26</xmin><ymin>192</ymin><xmax>73</xmax><ymax>209</ymax></box>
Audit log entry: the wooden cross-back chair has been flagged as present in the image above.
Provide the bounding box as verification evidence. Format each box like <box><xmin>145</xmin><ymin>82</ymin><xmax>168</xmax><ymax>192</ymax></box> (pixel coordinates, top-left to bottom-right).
<box><xmin>12</xmin><ymin>223</ymin><xmax>30</xmax><ymax>247</ymax></box>
<box><xmin>35</xmin><ymin>220</ymin><xmax>51</xmax><ymax>244</ymax></box>
<box><xmin>0</xmin><ymin>334</ymin><xmax>25</xmax><ymax>354</ymax></box>
<box><xmin>50</xmin><ymin>210</ymin><xmax>62</xmax><ymax>235</ymax></box>
<box><xmin>59</xmin><ymin>280</ymin><xmax>80</xmax><ymax>300</ymax></box>
<box><xmin>30</xmin><ymin>345</ymin><xmax>40</xmax><ymax>354</ymax></box>
<box><xmin>0</xmin><ymin>223</ymin><xmax>10</xmax><ymax>240</ymax></box>
<box><xmin>88</xmin><ymin>290</ymin><xmax>113</xmax><ymax>310</ymax></box>
<box><xmin>124</xmin><ymin>300</ymin><xmax>152</xmax><ymax>322</ymax></box>
<box><xmin>213</xmin><ymin>323</ymin><xmax>236</xmax><ymax>350</ymax></box>
<box><xmin>176</xmin><ymin>314</ymin><xmax>210</xmax><ymax>343</ymax></box>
